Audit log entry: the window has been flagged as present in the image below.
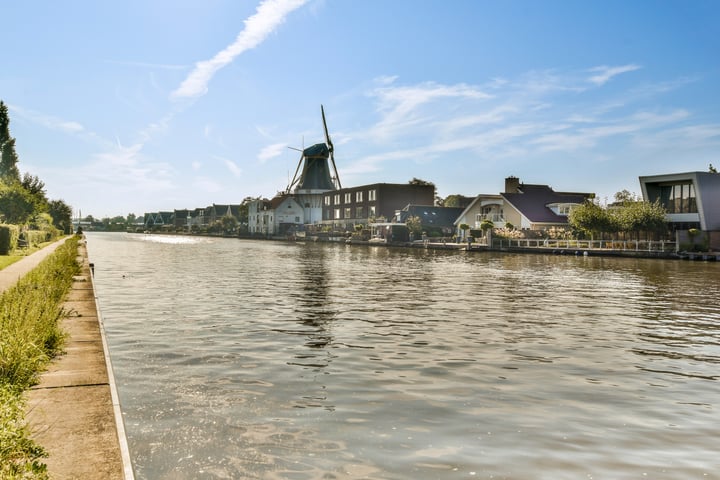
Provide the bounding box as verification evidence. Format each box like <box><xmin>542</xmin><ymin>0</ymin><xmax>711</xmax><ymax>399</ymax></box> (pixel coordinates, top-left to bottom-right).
<box><xmin>344</xmin><ymin>207</ymin><xmax>352</xmax><ymax>219</ymax></box>
<box><xmin>356</xmin><ymin>206</ymin><xmax>364</xmax><ymax>218</ymax></box>
<box><xmin>659</xmin><ymin>182</ymin><xmax>697</xmax><ymax>213</ymax></box>
<box><xmin>368</xmin><ymin>189</ymin><xmax>376</xmax><ymax>201</ymax></box>
<box><xmin>324</xmin><ymin>196</ymin><xmax>331</xmax><ymax>206</ymax></box>
<box><xmin>334</xmin><ymin>194</ymin><xmax>340</xmax><ymax>205</ymax></box>
<box><xmin>369</xmin><ymin>205</ymin><xmax>376</xmax><ymax>217</ymax></box>
<box><xmin>334</xmin><ymin>208</ymin><xmax>341</xmax><ymax>219</ymax></box>
<box><xmin>344</xmin><ymin>193</ymin><xmax>352</xmax><ymax>204</ymax></box>
<box><xmin>356</xmin><ymin>191</ymin><xmax>363</xmax><ymax>202</ymax></box>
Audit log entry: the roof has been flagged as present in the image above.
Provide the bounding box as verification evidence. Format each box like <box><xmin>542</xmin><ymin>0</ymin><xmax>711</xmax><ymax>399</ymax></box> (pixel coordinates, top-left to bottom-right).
<box><xmin>399</xmin><ymin>205</ymin><xmax>465</xmax><ymax>227</ymax></box>
<box><xmin>501</xmin><ymin>184</ymin><xmax>590</xmax><ymax>223</ymax></box>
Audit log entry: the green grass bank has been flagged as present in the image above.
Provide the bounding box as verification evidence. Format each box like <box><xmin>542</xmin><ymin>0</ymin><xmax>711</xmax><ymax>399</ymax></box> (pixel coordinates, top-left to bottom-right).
<box><xmin>0</xmin><ymin>236</ymin><xmax>80</xmax><ymax>479</ymax></box>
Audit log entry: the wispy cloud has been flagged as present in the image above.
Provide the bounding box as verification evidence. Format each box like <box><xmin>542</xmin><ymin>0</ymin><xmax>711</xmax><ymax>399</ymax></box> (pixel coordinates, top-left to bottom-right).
<box><xmin>9</xmin><ymin>104</ymin><xmax>86</xmax><ymax>135</ymax></box>
<box><xmin>587</xmin><ymin>64</ymin><xmax>642</xmax><ymax>86</ymax></box>
<box><xmin>104</xmin><ymin>59</ymin><xmax>189</xmax><ymax>70</ymax></box>
<box><xmin>219</xmin><ymin>156</ymin><xmax>243</xmax><ymax>177</ymax></box>
<box><xmin>171</xmin><ymin>0</ymin><xmax>308</xmax><ymax>100</ymax></box>
<box><xmin>258</xmin><ymin>142</ymin><xmax>287</xmax><ymax>163</ymax></box>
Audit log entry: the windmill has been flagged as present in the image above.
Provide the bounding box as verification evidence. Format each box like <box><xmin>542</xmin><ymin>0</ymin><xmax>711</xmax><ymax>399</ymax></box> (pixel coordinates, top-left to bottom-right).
<box><xmin>287</xmin><ymin>105</ymin><xmax>341</xmax><ymax>193</ymax></box>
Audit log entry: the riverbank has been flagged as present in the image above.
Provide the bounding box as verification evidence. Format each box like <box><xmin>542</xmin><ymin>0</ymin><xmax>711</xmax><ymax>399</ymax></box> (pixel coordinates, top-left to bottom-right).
<box><xmin>24</xmin><ymin>238</ymin><xmax>133</xmax><ymax>479</ymax></box>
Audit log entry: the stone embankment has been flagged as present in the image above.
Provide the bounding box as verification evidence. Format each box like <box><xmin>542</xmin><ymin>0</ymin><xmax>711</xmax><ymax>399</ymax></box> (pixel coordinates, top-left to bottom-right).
<box><xmin>21</xmin><ymin>238</ymin><xmax>133</xmax><ymax>479</ymax></box>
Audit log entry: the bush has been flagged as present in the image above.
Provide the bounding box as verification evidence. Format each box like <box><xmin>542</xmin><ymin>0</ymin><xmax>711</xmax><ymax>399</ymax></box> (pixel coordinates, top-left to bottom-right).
<box><xmin>0</xmin><ymin>225</ymin><xmax>20</xmax><ymax>255</ymax></box>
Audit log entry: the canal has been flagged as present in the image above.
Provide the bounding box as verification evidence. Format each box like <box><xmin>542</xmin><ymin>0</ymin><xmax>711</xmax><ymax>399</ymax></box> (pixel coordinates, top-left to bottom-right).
<box><xmin>86</xmin><ymin>232</ymin><xmax>719</xmax><ymax>479</ymax></box>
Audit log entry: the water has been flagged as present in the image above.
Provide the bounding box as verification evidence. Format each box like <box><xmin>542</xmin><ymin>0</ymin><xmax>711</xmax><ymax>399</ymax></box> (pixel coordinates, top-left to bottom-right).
<box><xmin>86</xmin><ymin>232</ymin><xmax>720</xmax><ymax>479</ymax></box>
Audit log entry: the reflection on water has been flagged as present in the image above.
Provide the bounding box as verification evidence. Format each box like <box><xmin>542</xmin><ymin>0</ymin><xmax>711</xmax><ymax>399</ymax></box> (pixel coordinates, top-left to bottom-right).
<box><xmin>86</xmin><ymin>232</ymin><xmax>720</xmax><ymax>480</ymax></box>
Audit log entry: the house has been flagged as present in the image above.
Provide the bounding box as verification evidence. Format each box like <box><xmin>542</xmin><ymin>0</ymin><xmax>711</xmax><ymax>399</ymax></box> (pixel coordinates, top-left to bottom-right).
<box><xmin>454</xmin><ymin>176</ymin><xmax>593</xmax><ymax>234</ymax></box>
<box><xmin>206</xmin><ymin>204</ymin><xmax>242</xmax><ymax>225</ymax></box>
<box><xmin>247</xmin><ymin>198</ymin><xmax>273</xmax><ymax>235</ymax></box>
<box><xmin>321</xmin><ymin>183</ymin><xmax>435</xmax><ymax>230</ymax></box>
<box><xmin>395</xmin><ymin>205</ymin><xmax>465</xmax><ymax>236</ymax></box>
<box><xmin>144</xmin><ymin>211</ymin><xmax>174</xmax><ymax>230</ymax></box>
<box><xmin>639</xmin><ymin>171</ymin><xmax>720</xmax><ymax>231</ymax></box>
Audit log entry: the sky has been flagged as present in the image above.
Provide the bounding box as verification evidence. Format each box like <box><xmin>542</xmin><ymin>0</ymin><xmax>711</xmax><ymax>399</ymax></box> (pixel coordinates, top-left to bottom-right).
<box><xmin>1</xmin><ymin>0</ymin><xmax>719</xmax><ymax>218</ymax></box>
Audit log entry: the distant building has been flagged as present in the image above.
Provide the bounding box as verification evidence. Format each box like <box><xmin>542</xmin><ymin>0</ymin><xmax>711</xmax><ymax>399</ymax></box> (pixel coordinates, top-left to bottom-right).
<box><xmin>321</xmin><ymin>183</ymin><xmax>436</xmax><ymax>230</ymax></box>
<box><xmin>639</xmin><ymin>171</ymin><xmax>720</xmax><ymax>231</ymax></box>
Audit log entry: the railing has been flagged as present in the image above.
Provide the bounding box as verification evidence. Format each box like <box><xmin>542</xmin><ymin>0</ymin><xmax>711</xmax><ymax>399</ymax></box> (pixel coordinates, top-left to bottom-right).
<box><xmin>490</xmin><ymin>238</ymin><xmax>676</xmax><ymax>252</ymax></box>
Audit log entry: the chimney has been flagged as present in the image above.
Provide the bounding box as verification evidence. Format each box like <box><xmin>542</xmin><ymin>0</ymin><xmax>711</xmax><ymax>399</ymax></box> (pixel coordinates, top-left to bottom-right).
<box><xmin>505</xmin><ymin>176</ymin><xmax>520</xmax><ymax>193</ymax></box>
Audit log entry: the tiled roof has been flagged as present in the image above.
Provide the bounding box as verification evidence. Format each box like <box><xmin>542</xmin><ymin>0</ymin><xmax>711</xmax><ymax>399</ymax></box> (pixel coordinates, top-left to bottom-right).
<box><xmin>501</xmin><ymin>184</ymin><xmax>590</xmax><ymax>223</ymax></box>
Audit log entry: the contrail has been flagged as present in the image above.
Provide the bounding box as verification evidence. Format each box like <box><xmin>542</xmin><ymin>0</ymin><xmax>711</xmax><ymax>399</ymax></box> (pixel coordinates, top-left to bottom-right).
<box><xmin>171</xmin><ymin>0</ymin><xmax>308</xmax><ymax>100</ymax></box>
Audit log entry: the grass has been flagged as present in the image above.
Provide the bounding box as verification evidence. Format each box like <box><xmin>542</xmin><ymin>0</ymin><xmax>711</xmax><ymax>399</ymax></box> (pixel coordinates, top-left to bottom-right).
<box><xmin>0</xmin><ymin>236</ymin><xmax>80</xmax><ymax>479</ymax></box>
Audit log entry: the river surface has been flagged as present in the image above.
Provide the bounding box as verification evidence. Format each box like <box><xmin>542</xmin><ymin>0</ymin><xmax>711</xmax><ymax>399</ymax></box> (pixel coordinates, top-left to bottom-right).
<box><xmin>85</xmin><ymin>232</ymin><xmax>720</xmax><ymax>480</ymax></box>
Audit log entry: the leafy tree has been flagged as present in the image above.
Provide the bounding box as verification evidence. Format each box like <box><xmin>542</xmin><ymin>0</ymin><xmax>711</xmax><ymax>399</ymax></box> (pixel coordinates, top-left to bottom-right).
<box><xmin>568</xmin><ymin>200</ymin><xmax>615</xmax><ymax>239</ymax></box>
<box><xmin>613</xmin><ymin>189</ymin><xmax>637</xmax><ymax>205</ymax></box>
<box><xmin>615</xmin><ymin>200</ymin><xmax>667</xmax><ymax>240</ymax></box>
<box><xmin>443</xmin><ymin>195</ymin><xmax>464</xmax><ymax>208</ymax></box>
<box><xmin>20</xmin><ymin>172</ymin><xmax>48</xmax><ymax>214</ymax></box>
<box><xmin>710</xmin><ymin>163</ymin><xmax>718</xmax><ymax>173</ymax></box>
<box><xmin>0</xmin><ymin>182</ymin><xmax>36</xmax><ymax>224</ymax></box>
<box><xmin>0</xmin><ymin>102</ymin><xmax>21</xmax><ymax>183</ymax></box>
<box><xmin>220</xmin><ymin>215</ymin><xmax>238</xmax><ymax>234</ymax></box>
<box><xmin>48</xmin><ymin>199</ymin><xmax>73</xmax><ymax>234</ymax></box>
<box><xmin>405</xmin><ymin>215</ymin><xmax>422</xmax><ymax>237</ymax></box>
<box><xmin>459</xmin><ymin>222</ymin><xmax>470</xmax><ymax>239</ymax></box>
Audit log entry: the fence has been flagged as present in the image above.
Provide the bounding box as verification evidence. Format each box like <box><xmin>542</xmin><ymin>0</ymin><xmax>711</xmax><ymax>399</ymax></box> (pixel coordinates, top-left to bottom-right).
<box><xmin>489</xmin><ymin>238</ymin><xmax>676</xmax><ymax>253</ymax></box>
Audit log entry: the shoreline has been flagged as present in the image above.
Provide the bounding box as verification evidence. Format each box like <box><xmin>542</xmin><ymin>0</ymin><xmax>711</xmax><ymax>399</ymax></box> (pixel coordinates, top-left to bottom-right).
<box><xmin>25</xmin><ymin>238</ymin><xmax>134</xmax><ymax>479</ymax></box>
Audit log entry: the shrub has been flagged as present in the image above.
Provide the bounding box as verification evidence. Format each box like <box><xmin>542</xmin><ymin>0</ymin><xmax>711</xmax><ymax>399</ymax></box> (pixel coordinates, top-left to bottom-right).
<box><xmin>0</xmin><ymin>225</ymin><xmax>20</xmax><ymax>255</ymax></box>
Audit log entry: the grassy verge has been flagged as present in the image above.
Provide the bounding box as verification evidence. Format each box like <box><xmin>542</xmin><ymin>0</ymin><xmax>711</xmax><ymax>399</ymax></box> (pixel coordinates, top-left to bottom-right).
<box><xmin>0</xmin><ymin>236</ymin><xmax>80</xmax><ymax>479</ymax></box>
<box><xmin>0</xmin><ymin>240</ymin><xmax>62</xmax><ymax>272</ymax></box>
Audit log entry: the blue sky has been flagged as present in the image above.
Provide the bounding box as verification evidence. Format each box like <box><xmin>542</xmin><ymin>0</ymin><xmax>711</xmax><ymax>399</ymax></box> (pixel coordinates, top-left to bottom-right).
<box><xmin>2</xmin><ymin>0</ymin><xmax>719</xmax><ymax>218</ymax></box>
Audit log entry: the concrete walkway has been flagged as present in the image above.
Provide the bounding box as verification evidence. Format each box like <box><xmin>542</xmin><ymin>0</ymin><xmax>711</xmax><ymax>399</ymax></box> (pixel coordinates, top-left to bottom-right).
<box><xmin>3</xmin><ymin>238</ymin><xmax>133</xmax><ymax>479</ymax></box>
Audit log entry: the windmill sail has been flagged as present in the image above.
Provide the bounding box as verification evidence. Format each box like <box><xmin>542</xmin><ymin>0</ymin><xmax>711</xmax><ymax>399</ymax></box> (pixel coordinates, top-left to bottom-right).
<box><xmin>287</xmin><ymin>105</ymin><xmax>341</xmax><ymax>192</ymax></box>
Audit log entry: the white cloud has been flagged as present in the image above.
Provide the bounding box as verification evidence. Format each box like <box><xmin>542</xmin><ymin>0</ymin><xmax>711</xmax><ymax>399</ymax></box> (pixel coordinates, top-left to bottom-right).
<box><xmin>258</xmin><ymin>142</ymin><xmax>287</xmax><ymax>163</ymax></box>
<box><xmin>9</xmin><ymin>104</ymin><xmax>86</xmax><ymax>134</ymax></box>
<box><xmin>219</xmin><ymin>157</ymin><xmax>243</xmax><ymax>177</ymax></box>
<box><xmin>171</xmin><ymin>0</ymin><xmax>308</xmax><ymax>100</ymax></box>
<box><xmin>588</xmin><ymin>64</ymin><xmax>642</xmax><ymax>86</ymax></box>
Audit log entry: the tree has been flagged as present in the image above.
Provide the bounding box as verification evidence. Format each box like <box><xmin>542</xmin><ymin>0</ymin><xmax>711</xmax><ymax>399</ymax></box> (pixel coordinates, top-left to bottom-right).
<box><xmin>405</xmin><ymin>215</ymin><xmax>422</xmax><ymax>237</ymax></box>
<box><xmin>459</xmin><ymin>223</ymin><xmax>470</xmax><ymax>239</ymax></box>
<box><xmin>220</xmin><ymin>215</ymin><xmax>238</xmax><ymax>234</ymax></box>
<box><xmin>20</xmin><ymin>172</ymin><xmax>48</xmax><ymax>213</ymax></box>
<box><xmin>0</xmin><ymin>102</ymin><xmax>21</xmax><ymax>183</ymax></box>
<box><xmin>615</xmin><ymin>200</ymin><xmax>667</xmax><ymax>240</ymax></box>
<box><xmin>613</xmin><ymin>189</ymin><xmax>637</xmax><ymax>205</ymax></box>
<box><xmin>710</xmin><ymin>163</ymin><xmax>718</xmax><ymax>174</ymax></box>
<box><xmin>0</xmin><ymin>182</ymin><xmax>36</xmax><ymax>224</ymax></box>
<box><xmin>443</xmin><ymin>195</ymin><xmax>464</xmax><ymax>208</ymax></box>
<box><xmin>48</xmin><ymin>199</ymin><xmax>73</xmax><ymax>234</ymax></box>
<box><xmin>568</xmin><ymin>200</ymin><xmax>615</xmax><ymax>239</ymax></box>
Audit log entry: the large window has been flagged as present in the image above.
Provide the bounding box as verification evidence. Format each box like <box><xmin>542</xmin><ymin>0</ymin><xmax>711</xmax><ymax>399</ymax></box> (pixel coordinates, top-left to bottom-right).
<box><xmin>659</xmin><ymin>182</ymin><xmax>697</xmax><ymax>213</ymax></box>
<box><xmin>334</xmin><ymin>194</ymin><xmax>340</xmax><ymax>205</ymax></box>
<box><xmin>334</xmin><ymin>208</ymin><xmax>341</xmax><ymax>219</ymax></box>
<box><xmin>344</xmin><ymin>207</ymin><xmax>352</xmax><ymax>219</ymax></box>
<box><xmin>356</xmin><ymin>191</ymin><xmax>364</xmax><ymax>202</ymax></box>
<box><xmin>368</xmin><ymin>189</ymin><xmax>376</xmax><ymax>201</ymax></box>
<box><xmin>324</xmin><ymin>196</ymin><xmax>331</xmax><ymax>206</ymax></box>
<box><xmin>356</xmin><ymin>206</ymin><xmax>364</xmax><ymax>218</ymax></box>
<box><xmin>369</xmin><ymin>205</ymin><xmax>376</xmax><ymax>217</ymax></box>
<box><xmin>344</xmin><ymin>193</ymin><xmax>352</xmax><ymax>204</ymax></box>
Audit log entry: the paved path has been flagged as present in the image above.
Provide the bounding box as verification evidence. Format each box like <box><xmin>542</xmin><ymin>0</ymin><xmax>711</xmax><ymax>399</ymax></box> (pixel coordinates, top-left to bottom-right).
<box><xmin>0</xmin><ymin>239</ymin><xmax>67</xmax><ymax>293</ymax></box>
<box><xmin>4</xmin><ymin>238</ymin><xmax>133</xmax><ymax>479</ymax></box>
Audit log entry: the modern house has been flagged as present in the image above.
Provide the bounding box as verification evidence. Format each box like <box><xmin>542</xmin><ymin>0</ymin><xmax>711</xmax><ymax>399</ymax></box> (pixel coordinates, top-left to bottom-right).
<box><xmin>395</xmin><ymin>205</ymin><xmax>465</xmax><ymax>236</ymax></box>
<box><xmin>639</xmin><ymin>171</ymin><xmax>720</xmax><ymax>231</ymax></box>
<box><xmin>321</xmin><ymin>183</ymin><xmax>435</xmax><ymax>230</ymax></box>
<box><xmin>454</xmin><ymin>176</ymin><xmax>594</xmax><ymax>234</ymax></box>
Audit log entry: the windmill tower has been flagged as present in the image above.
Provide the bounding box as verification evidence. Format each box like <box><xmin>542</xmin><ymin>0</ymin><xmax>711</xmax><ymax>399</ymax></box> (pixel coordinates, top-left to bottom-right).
<box><xmin>286</xmin><ymin>105</ymin><xmax>341</xmax><ymax>224</ymax></box>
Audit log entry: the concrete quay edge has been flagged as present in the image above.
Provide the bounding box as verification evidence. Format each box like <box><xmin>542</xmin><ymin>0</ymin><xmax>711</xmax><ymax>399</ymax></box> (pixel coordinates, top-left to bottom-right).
<box><xmin>20</xmin><ymin>237</ymin><xmax>134</xmax><ymax>479</ymax></box>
